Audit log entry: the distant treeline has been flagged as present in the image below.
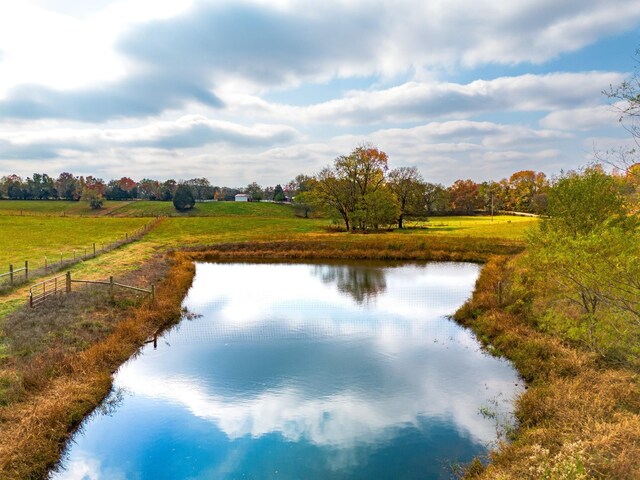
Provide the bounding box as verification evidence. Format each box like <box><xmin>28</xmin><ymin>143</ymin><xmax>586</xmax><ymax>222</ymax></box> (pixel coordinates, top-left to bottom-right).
<box><xmin>1</xmin><ymin>163</ymin><xmax>637</xmax><ymax>218</ymax></box>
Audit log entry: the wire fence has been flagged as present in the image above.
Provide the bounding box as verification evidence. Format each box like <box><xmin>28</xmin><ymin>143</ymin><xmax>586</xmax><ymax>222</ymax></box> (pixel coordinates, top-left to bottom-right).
<box><xmin>29</xmin><ymin>271</ymin><xmax>155</xmax><ymax>308</ymax></box>
<box><xmin>0</xmin><ymin>217</ymin><xmax>162</xmax><ymax>291</ymax></box>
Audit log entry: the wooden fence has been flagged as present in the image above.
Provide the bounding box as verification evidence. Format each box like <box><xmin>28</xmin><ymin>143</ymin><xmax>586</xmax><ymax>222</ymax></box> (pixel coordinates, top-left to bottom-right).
<box><xmin>0</xmin><ymin>261</ymin><xmax>29</xmax><ymax>286</ymax></box>
<box><xmin>2</xmin><ymin>217</ymin><xmax>161</xmax><ymax>290</ymax></box>
<box><xmin>29</xmin><ymin>271</ymin><xmax>155</xmax><ymax>308</ymax></box>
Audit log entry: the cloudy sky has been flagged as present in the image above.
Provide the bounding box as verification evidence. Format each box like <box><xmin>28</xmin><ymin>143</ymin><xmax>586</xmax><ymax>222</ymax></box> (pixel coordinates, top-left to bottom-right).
<box><xmin>0</xmin><ymin>0</ymin><xmax>639</xmax><ymax>186</ymax></box>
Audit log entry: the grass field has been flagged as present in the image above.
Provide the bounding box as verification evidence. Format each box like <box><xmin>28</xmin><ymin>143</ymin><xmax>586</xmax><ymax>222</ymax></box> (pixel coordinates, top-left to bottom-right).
<box><xmin>0</xmin><ymin>200</ymin><xmax>537</xmax><ymax>270</ymax></box>
<box><xmin>0</xmin><ymin>200</ymin><xmax>133</xmax><ymax>216</ymax></box>
<box><xmin>110</xmin><ymin>200</ymin><xmax>300</xmax><ymax>217</ymax></box>
<box><xmin>0</xmin><ymin>216</ymin><xmax>150</xmax><ymax>271</ymax></box>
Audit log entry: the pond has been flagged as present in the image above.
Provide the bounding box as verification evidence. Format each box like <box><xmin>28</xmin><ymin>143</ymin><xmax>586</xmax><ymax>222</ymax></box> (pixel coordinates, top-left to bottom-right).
<box><xmin>50</xmin><ymin>262</ymin><xmax>522</xmax><ymax>480</ymax></box>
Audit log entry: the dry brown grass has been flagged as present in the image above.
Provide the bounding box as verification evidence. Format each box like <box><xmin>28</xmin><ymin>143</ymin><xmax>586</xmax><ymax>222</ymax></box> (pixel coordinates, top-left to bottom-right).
<box><xmin>0</xmin><ymin>254</ymin><xmax>195</xmax><ymax>479</ymax></box>
<box><xmin>457</xmin><ymin>255</ymin><xmax>640</xmax><ymax>479</ymax></box>
<box><xmin>176</xmin><ymin>236</ymin><xmax>524</xmax><ymax>263</ymax></box>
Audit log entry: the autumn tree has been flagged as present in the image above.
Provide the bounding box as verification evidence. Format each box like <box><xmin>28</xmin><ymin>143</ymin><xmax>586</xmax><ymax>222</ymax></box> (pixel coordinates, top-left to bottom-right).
<box><xmin>448</xmin><ymin>179</ymin><xmax>480</xmax><ymax>214</ymax></box>
<box><xmin>506</xmin><ymin>170</ymin><xmax>548</xmax><ymax>213</ymax></box>
<box><xmin>80</xmin><ymin>176</ymin><xmax>106</xmax><ymax>209</ymax></box>
<box><xmin>310</xmin><ymin>145</ymin><xmax>392</xmax><ymax>230</ymax></box>
<box><xmin>106</xmin><ymin>177</ymin><xmax>138</xmax><ymax>200</ymax></box>
<box><xmin>55</xmin><ymin>172</ymin><xmax>81</xmax><ymax>200</ymax></box>
<box><xmin>138</xmin><ymin>179</ymin><xmax>162</xmax><ymax>200</ymax></box>
<box><xmin>387</xmin><ymin>166</ymin><xmax>425</xmax><ymax>228</ymax></box>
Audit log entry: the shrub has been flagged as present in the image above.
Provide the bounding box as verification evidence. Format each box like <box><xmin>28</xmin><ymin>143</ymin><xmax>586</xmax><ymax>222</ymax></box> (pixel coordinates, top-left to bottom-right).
<box><xmin>173</xmin><ymin>185</ymin><xmax>195</xmax><ymax>211</ymax></box>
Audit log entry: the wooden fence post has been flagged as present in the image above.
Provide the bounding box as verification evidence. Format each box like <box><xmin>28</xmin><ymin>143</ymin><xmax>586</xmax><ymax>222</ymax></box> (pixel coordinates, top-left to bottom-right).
<box><xmin>498</xmin><ymin>281</ymin><xmax>503</xmax><ymax>305</ymax></box>
<box><xmin>9</xmin><ymin>264</ymin><xmax>13</xmax><ymax>285</ymax></box>
<box><xmin>151</xmin><ymin>284</ymin><xmax>156</xmax><ymax>302</ymax></box>
<box><xmin>109</xmin><ymin>276</ymin><xmax>114</xmax><ymax>299</ymax></box>
<box><xmin>44</xmin><ymin>257</ymin><xmax>48</xmax><ymax>273</ymax></box>
<box><xmin>25</xmin><ymin>260</ymin><xmax>28</xmax><ymax>280</ymax></box>
<box><xmin>66</xmin><ymin>271</ymin><xmax>71</xmax><ymax>293</ymax></box>
<box><xmin>93</xmin><ymin>243</ymin><xmax>96</xmax><ymax>257</ymax></box>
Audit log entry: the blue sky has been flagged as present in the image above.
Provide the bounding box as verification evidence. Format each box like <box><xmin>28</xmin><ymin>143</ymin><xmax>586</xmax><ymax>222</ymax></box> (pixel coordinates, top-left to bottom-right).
<box><xmin>0</xmin><ymin>0</ymin><xmax>639</xmax><ymax>186</ymax></box>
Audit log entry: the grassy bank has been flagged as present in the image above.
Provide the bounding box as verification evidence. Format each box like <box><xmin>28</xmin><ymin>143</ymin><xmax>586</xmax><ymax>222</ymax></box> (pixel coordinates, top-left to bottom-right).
<box><xmin>455</xmin><ymin>255</ymin><xmax>640</xmax><ymax>479</ymax></box>
<box><xmin>0</xmin><ymin>254</ymin><xmax>196</xmax><ymax>479</ymax></box>
<box><xmin>0</xmin><ymin>203</ymin><xmax>539</xmax><ymax>478</ymax></box>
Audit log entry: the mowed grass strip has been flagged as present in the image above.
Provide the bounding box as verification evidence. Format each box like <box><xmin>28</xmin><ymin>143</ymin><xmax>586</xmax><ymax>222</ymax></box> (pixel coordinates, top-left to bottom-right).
<box><xmin>0</xmin><ymin>200</ymin><xmax>132</xmax><ymax>216</ymax></box>
<box><xmin>0</xmin><ymin>216</ymin><xmax>150</xmax><ymax>270</ymax></box>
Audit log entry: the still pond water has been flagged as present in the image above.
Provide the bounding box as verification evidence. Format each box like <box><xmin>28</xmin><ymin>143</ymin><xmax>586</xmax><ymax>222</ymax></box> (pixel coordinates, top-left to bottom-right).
<box><xmin>51</xmin><ymin>262</ymin><xmax>522</xmax><ymax>480</ymax></box>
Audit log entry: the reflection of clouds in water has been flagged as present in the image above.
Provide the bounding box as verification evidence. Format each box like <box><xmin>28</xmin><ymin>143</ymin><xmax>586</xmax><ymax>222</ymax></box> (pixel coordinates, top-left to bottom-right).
<box><xmin>54</xmin><ymin>262</ymin><xmax>520</xmax><ymax>479</ymax></box>
<box><xmin>184</xmin><ymin>262</ymin><xmax>480</xmax><ymax>331</ymax></box>
<box><xmin>115</xmin><ymin>370</ymin><xmax>507</xmax><ymax>449</ymax></box>
<box><xmin>115</xmin><ymin>329</ymin><xmax>518</xmax><ymax>450</ymax></box>
<box><xmin>113</xmin><ymin>262</ymin><xmax>516</xmax><ymax>450</ymax></box>
<box><xmin>55</xmin><ymin>455</ymin><xmax>126</xmax><ymax>480</ymax></box>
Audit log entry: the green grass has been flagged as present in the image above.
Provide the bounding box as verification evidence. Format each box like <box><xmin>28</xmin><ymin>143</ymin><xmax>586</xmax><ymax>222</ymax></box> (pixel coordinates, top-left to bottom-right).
<box><xmin>0</xmin><ymin>200</ymin><xmax>133</xmax><ymax>216</ymax></box>
<box><xmin>400</xmin><ymin>215</ymin><xmax>537</xmax><ymax>240</ymax></box>
<box><xmin>0</xmin><ymin>216</ymin><xmax>150</xmax><ymax>271</ymax></box>
<box><xmin>108</xmin><ymin>200</ymin><xmax>299</xmax><ymax>217</ymax></box>
<box><xmin>147</xmin><ymin>216</ymin><xmax>327</xmax><ymax>246</ymax></box>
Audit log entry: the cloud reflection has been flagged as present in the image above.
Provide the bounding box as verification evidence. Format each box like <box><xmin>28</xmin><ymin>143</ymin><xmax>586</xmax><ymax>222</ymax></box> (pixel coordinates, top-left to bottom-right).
<box><xmin>113</xmin><ymin>263</ymin><xmax>518</xmax><ymax>448</ymax></box>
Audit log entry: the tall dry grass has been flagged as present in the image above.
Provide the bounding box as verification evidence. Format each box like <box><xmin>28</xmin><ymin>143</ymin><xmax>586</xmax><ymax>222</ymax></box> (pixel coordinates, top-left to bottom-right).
<box><xmin>456</xmin><ymin>255</ymin><xmax>640</xmax><ymax>479</ymax></box>
<box><xmin>0</xmin><ymin>254</ymin><xmax>195</xmax><ymax>479</ymax></box>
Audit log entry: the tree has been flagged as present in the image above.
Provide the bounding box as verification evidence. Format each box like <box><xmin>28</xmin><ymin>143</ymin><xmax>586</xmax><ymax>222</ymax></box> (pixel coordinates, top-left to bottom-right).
<box><xmin>273</xmin><ymin>184</ymin><xmax>286</xmax><ymax>202</ymax></box>
<box><xmin>448</xmin><ymin>179</ymin><xmax>480</xmax><ymax>214</ymax></box>
<box><xmin>161</xmin><ymin>179</ymin><xmax>177</xmax><ymax>201</ymax></box>
<box><xmin>423</xmin><ymin>182</ymin><xmax>449</xmax><ymax>214</ymax></box>
<box><xmin>1</xmin><ymin>175</ymin><xmax>25</xmax><ymax>199</ymax></box>
<box><xmin>245</xmin><ymin>182</ymin><xmax>264</xmax><ymax>201</ymax></box>
<box><xmin>545</xmin><ymin>166</ymin><xmax>628</xmax><ymax>238</ymax></box>
<box><xmin>387</xmin><ymin>166</ymin><xmax>425</xmax><ymax>228</ymax></box>
<box><xmin>506</xmin><ymin>170</ymin><xmax>548</xmax><ymax>213</ymax></box>
<box><xmin>105</xmin><ymin>177</ymin><xmax>138</xmax><ymax>200</ymax></box>
<box><xmin>185</xmin><ymin>178</ymin><xmax>214</xmax><ymax>201</ymax></box>
<box><xmin>55</xmin><ymin>172</ymin><xmax>80</xmax><ymax>200</ymax></box>
<box><xmin>528</xmin><ymin>167</ymin><xmax>639</xmax><ymax>358</ymax></box>
<box><xmin>173</xmin><ymin>184</ymin><xmax>195</xmax><ymax>211</ymax></box>
<box><xmin>309</xmin><ymin>145</ymin><xmax>390</xmax><ymax>231</ymax></box>
<box><xmin>138</xmin><ymin>178</ymin><xmax>162</xmax><ymax>200</ymax></box>
<box><xmin>308</xmin><ymin>167</ymin><xmax>356</xmax><ymax>230</ymax></box>
<box><xmin>79</xmin><ymin>176</ymin><xmax>106</xmax><ymax>209</ymax></box>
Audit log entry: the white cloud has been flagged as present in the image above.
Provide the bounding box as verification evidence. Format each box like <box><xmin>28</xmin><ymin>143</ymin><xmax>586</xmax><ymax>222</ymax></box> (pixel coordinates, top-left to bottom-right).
<box><xmin>540</xmin><ymin>104</ymin><xmax>622</xmax><ymax>130</ymax></box>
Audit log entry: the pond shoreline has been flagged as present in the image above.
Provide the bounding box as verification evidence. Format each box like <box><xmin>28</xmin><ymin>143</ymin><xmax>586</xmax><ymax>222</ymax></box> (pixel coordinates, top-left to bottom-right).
<box><xmin>7</xmin><ymin>236</ymin><xmax>624</xmax><ymax>479</ymax></box>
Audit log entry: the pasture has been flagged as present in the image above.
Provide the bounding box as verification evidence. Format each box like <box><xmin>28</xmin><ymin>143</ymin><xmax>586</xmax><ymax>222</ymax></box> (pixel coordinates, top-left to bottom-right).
<box><xmin>0</xmin><ymin>216</ymin><xmax>150</xmax><ymax>272</ymax></box>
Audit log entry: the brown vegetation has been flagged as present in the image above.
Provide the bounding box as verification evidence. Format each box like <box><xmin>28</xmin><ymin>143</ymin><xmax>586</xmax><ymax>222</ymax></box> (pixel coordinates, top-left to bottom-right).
<box><xmin>456</xmin><ymin>255</ymin><xmax>640</xmax><ymax>479</ymax></box>
<box><xmin>176</xmin><ymin>236</ymin><xmax>524</xmax><ymax>263</ymax></box>
<box><xmin>0</xmin><ymin>254</ymin><xmax>195</xmax><ymax>479</ymax></box>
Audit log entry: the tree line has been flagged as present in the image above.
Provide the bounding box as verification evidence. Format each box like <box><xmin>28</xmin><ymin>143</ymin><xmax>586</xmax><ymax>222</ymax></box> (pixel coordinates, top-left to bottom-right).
<box><xmin>0</xmin><ymin>174</ymin><xmax>293</xmax><ymax>209</ymax></box>
<box><xmin>0</xmin><ymin>163</ymin><xmax>561</xmax><ymax>215</ymax></box>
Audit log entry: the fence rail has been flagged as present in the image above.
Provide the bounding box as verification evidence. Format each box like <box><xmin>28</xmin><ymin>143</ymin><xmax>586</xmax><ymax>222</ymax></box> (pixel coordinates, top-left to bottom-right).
<box><xmin>2</xmin><ymin>217</ymin><xmax>161</xmax><ymax>291</ymax></box>
<box><xmin>0</xmin><ymin>261</ymin><xmax>29</xmax><ymax>286</ymax></box>
<box><xmin>29</xmin><ymin>273</ymin><xmax>69</xmax><ymax>308</ymax></box>
<box><xmin>29</xmin><ymin>271</ymin><xmax>155</xmax><ymax>308</ymax></box>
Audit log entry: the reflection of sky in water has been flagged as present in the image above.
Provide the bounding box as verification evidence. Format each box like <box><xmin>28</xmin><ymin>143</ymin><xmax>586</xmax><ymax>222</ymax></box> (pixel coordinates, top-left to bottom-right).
<box><xmin>51</xmin><ymin>262</ymin><xmax>522</xmax><ymax>480</ymax></box>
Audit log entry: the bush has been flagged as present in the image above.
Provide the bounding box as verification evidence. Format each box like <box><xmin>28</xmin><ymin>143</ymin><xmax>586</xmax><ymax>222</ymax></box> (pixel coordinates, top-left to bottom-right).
<box><xmin>173</xmin><ymin>185</ymin><xmax>195</xmax><ymax>211</ymax></box>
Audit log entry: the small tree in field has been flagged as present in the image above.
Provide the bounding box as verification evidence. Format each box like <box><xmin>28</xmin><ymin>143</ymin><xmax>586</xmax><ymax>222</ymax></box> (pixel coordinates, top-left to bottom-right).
<box><xmin>173</xmin><ymin>184</ymin><xmax>195</xmax><ymax>211</ymax></box>
<box><xmin>81</xmin><ymin>187</ymin><xmax>104</xmax><ymax>209</ymax></box>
